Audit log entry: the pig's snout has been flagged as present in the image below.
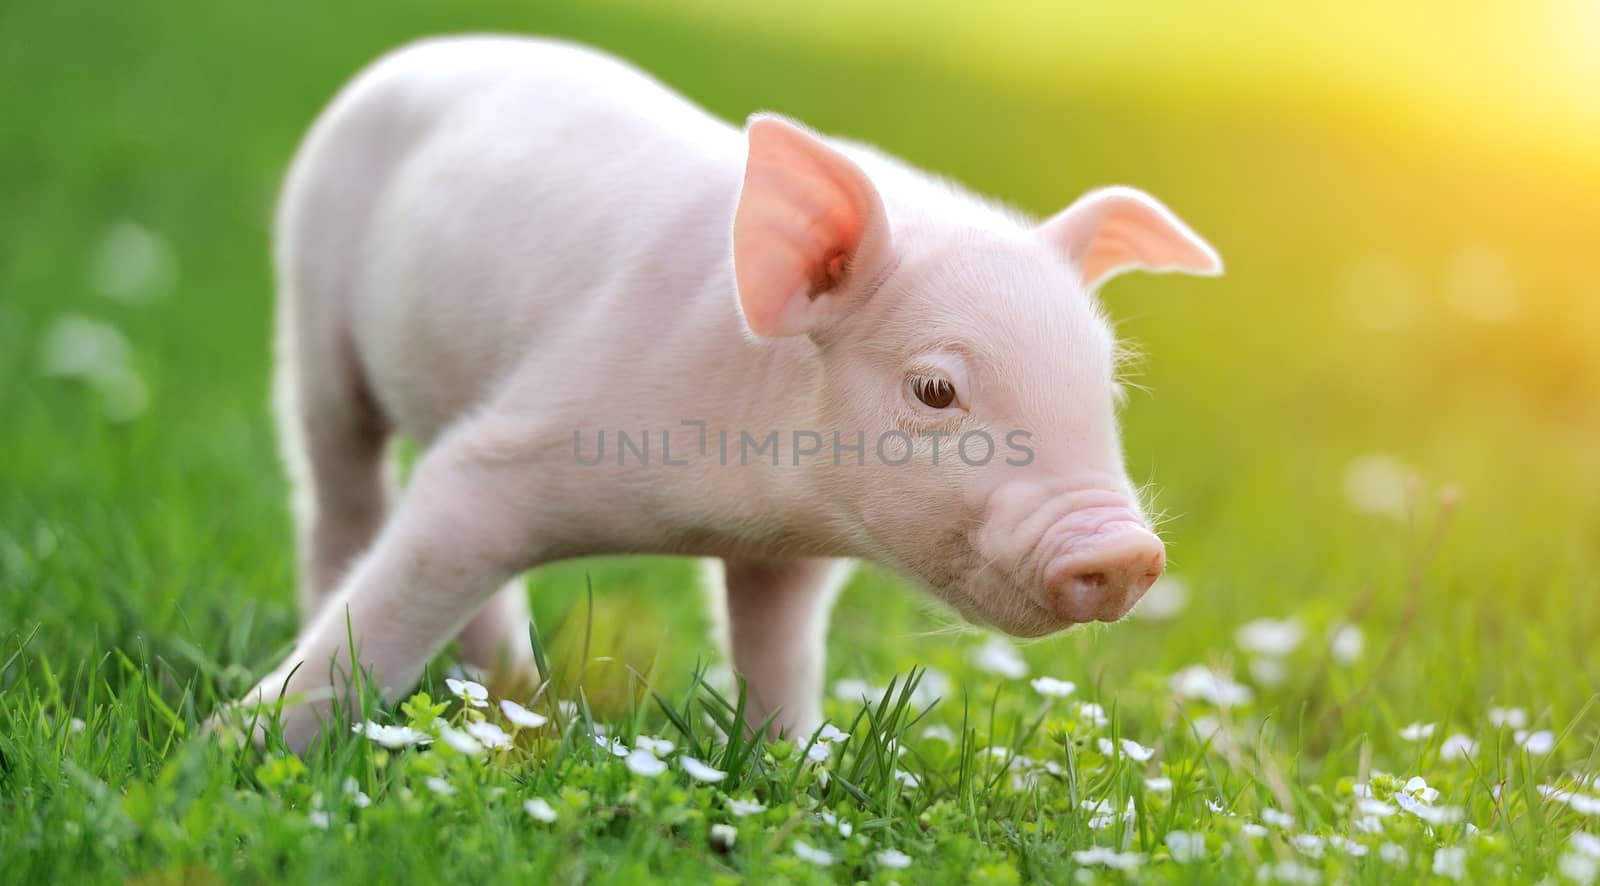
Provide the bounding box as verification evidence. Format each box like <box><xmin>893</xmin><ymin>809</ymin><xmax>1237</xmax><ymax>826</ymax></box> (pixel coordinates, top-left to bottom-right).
<box><xmin>1040</xmin><ymin>523</ymin><xmax>1165</xmax><ymax>623</ymax></box>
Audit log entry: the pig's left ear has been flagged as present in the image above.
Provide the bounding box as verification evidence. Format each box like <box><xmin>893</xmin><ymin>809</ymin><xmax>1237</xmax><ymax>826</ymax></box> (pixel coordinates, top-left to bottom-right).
<box><xmin>1038</xmin><ymin>187</ymin><xmax>1222</xmax><ymax>290</ymax></box>
<box><xmin>733</xmin><ymin>114</ymin><xmax>892</xmax><ymax>338</ymax></box>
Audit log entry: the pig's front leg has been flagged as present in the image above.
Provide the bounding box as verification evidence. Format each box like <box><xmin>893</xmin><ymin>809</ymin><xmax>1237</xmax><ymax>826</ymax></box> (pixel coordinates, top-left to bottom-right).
<box><xmin>720</xmin><ymin>558</ymin><xmax>851</xmax><ymax>738</ymax></box>
<box><xmin>235</xmin><ymin>422</ymin><xmax>542</xmax><ymax>751</ymax></box>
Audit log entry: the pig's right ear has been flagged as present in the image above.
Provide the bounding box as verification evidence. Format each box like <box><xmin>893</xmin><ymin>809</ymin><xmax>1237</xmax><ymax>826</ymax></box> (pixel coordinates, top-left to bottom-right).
<box><xmin>733</xmin><ymin>114</ymin><xmax>891</xmax><ymax>338</ymax></box>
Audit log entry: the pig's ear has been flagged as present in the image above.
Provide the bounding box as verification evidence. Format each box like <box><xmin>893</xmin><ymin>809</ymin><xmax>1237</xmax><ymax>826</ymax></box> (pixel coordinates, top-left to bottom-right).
<box><xmin>733</xmin><ymin>114</ymin><xmax>891</xmax><ymax>338</ymax></box>
<box><xmin>1038</xmin><ymin>187</ymin><xmax>1222</xmax><ymax>289</ymax></box>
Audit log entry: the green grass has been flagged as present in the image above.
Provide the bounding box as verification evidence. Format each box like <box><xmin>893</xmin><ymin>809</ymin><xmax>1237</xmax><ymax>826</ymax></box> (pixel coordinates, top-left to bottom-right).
<box><xmin>3</xmin><ymin>1</ymin><xmax>1599</xmax><ymax>882</ymax></box>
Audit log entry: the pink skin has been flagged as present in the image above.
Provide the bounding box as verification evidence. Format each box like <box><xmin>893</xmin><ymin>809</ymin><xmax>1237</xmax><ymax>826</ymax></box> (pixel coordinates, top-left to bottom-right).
<box><xmin>232</xmin><ymin>36</ymin><xmax>1221</xmax><ymax>750</ymax></box>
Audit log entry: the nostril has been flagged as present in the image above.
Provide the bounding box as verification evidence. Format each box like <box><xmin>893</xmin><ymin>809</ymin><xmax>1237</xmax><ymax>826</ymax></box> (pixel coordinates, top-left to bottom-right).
<box><xmin>1075</xmin><ymin>571</ymin><xmax>1109</xmax><ymax>593</ymax></box>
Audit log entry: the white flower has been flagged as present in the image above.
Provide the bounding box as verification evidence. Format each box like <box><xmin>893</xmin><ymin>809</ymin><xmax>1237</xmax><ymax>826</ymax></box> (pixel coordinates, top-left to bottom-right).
<box><xmin>1399</xmin><ymin>721</ymin><xmax>1436</xmax><ymax>741</ymax></box>
<box><xmin>353</xmin><ymin>721</ymin><xmax>431</xmax><ymax>749</ymax></box>
<box><xmin>1098</xmin><ymin>737</ymin><xmax>1155</xmax><ymax>762</ymax></box>
<box><xmin>524</xmin><ymin>797</ymin><xmax>558</xmax><ymax>822</ymax></box>
<box><xmin>681</xmin><ymin>756</ymin><xmax>727</xmax><ymax>783</ymax></box>
<box><xmin>921</xmin><ymin>725</ymin><xmax>956</xmax><ymax>744</ymax></box>
<box><xmin>1131</xmin><ymin>574</ymin><xmax>1188</xmax><ymax>620</ymax></box>
<box><xmin>816</xmin><ymin>723</ymin><xmax>850</xmax><ymax>743</ymax></box>
<box><xmin>1030</xmin><ymin>676</ymin><xmax>1076</xmax><ymax>698</ymax></box>
<box><xmin>1379</xmin><ymin>843</ymin><xmax>1408</xmax><ymax>864</ymax></box>
<box><xmin>894</xmin><ymin>769</ymin><xmax>921</xmax><ymax>789</ymax></box>
<box><xmin>1236</xmin><ymin>618</ymin><xmax>1304</xmax><ymax>657</ymax></box>
<box><xmin>1341</xmin><ymin>453</ymin><xmax>1417</xmax><ymax>519</ymax></box>
<box><xmin>1241</xmin><ymin>823</ymin><xmax>1269</xmax><ymax>839</ymax></box>
<box><xmin>1257</xmin><ymin>861</ymin><xmax>1322</xmax><ymax>884</ymax></box>
<box><xmin>90</xmin><ymin>220</ymin><xmax>177</xmax><ymax>302</ymax></box>
<box><xmin>1537</xmin><ymin>783</ymin><xmax>1600</xmax><ymax>814</ymax></box>
<box><xmin>1353</xmin><ymin>816</ymin><xmax>1382</xmax><ymax>834</ymax></box>
<box><xmin>1086</xmin><ymin>798</ymin><xmax>1136</xmax><ymax>829</ymax></box>
<box><xmin>556</xmin><ymin>699</ymin><xmax>579</xmax><ymax>720</ymax></box>
<box><xmin>1357</xmin><ymin>798</ymin><xmax>1396</xmax><ymax>817</ymax></box>
<box><xmin>1261</xmin><ymin>808</ymin><xmax>1295</xmax><ymax>829</ymax></box>
<box><xmin>634</xmin><ymin>734</ymin><xmax>676</xmax><ymax>756</ymax></box>
<box><xmin>1329</xmin><ymin>836</ymin><xmax>1369</xmax><ymax>857</ymax></box>
<box><xmin>436</xmin><ymin>724</ymin><xmax>483</xmax><ymax>756</ymax></box>
<box><xmin>594</xmin><ymin>735</ymin><xmax>629</xmax><ymax>757</ymax></box>
<box><xmin>972</xmin><ymin>635</ymin><xmax>1028</xmax><ymax>679</ymax></box>
<box><xmin>831</xmin><ymin>678</ymin><xmax>878</xmax><ymax>702</ymax></box>
<box><xmin>1166</xmin><ymin>830</ymin><xmax>1205</xmax><ymax>861</ymax></box>
<box><xmin>444</xmin><ymin>678</ymin><xmax>489</xmax><ymax>708</ymax></box>
<box><xmin>911</xmin><ymin>667</ymin><xmax>951</xmax><ymax>708</ymax></box>
<box><xmin>1440</xmin><ymin>733</ymin><xmax>1478</xmax><ymax>761</ymax></box>
<box><xmin>792</xmin><ymin>841</ymin><xmax>835</xmax><ymax>866</ymax></box>
<box><xmin>1071</xmin><ymin>846</ymin><xmax>1145</xmax><ymax>870</ymax></box>
<box><xmin>465</xmin><ymin>720</ymin><xmax>511</xmax><ymax>750</ymax></box>
<box><xmin>342</xmin><ymin>776</ymin><xmax>371</xmax><ymax>808</ymax></box>
<box><xmin>875</xmin><ymin>848</ymin><xmax>913</xmax><ymax>869</ymax></box>
<box><xmin>425</xmin><ymin>776</ymin><xmax>455</xmax><ymax>797</ymax></box>
<box><xmin>625</xmin><ymin>748</ymin><xmax>667</xmax><ymax>777</ymax></box>
<box><xmin>1073</xmin><ymin>702</ymin><xmax>1110</xmax><ymax>728</ymax></box>
<box><xmin>499</xmin><ymin>699</ymin><xmax>548</xmax><ymax>729</ymax></box>
<box><xmin>1292</xmin><ymin>834</ymin><xmax>1325</xmax><ymax>857</ymax></box>
<box><xmin>1404</xmin><ymin>776</ymin><xmax>1440</xmax><ymax>803</ymax></box>
<box><xmin>1395</xmin><ymin>793</ymin><xmax>1465</xmax><ymax>825</ymax></box>
<box><xmin>1516</xmin><ymin>729</ymin><xmax>1554</xmax><ymax>755</ymax></box>
<box><xmin>819</xmin><ymin>811</ymin><xmax>853</xmax><ymax>836</ymax></box>
<box><xmin>1249</xmin><ymin>657</ymin><xmax>1289</xmax><ymax>688</ymax></box>
<box><xmin>1145</xmin><ymin>777</ymin><xmax>1173</xmax><ymax>793</ymax></box>
<box><xmin>308</xmin><ymin>809</ymin><xmax>331</xmax><ymax>829</ymax></box>
<box><xmin>1170</xmin><ymin>665</ymin><xmax>1253</xmax><ymax>708</ymax></box>
<box><xmin>709</xmin><ymin>823</ymin><xmax>737</xmax><ymax>851</ymax></box>
<box><xmin>1329</xmin><ymin>624</ymin><xmax>1364</xmax><ymax>664</ymax></box>
<box><xmin>1573</xmin><ymin>832</ymin><xmax>1600</xmax><ymax>859</ymax></box>
<box><xmin>806</xmin><ymin>741</ymin><xmax>831</xmax><ymax>763</ymax></box>
<box><xmin>1191</xmin><ymin>716</ymin><xmax>1226</xmax><ymax>746</ymax></box>
<box><xmin>1432</xmin><ymin>847</ymin><xmax>1467</xmax><ymax>880</ymax></box>
<box><xmin>727</xmin><ymin>798</ymin><xmax>766</xmax><ymax>817</ymax></box>
<box><xmin>1559</xmin><ymin>853</ymin><xmax>1599</xmax><ymax>886</ymax></box>
<box><xmin>1488</xmin><ymin>706</ymin><xmax>1528</xmax><ymax>729</ymax></box>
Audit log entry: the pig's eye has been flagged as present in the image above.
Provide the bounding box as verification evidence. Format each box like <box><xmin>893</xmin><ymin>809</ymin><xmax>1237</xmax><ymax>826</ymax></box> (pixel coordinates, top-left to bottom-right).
<box><xmin>910</xmin><ymin>376</ymin><xmax>958</xmax><ymax>410</ymax></box>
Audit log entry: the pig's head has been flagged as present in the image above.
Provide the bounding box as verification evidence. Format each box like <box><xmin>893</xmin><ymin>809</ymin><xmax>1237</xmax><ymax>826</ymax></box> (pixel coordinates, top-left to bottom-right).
<box><xmin>732</xmin><ymin>115</ymin><xmax>1221</xmax><ymax>637</ymax></box>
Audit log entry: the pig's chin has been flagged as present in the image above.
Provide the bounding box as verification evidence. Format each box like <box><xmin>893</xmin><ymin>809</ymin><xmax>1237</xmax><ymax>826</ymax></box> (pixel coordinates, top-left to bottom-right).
<box><xmin>935</xmin><ymin>579</ymin><xmax>1079</xmax><ymax>639</ymax></box>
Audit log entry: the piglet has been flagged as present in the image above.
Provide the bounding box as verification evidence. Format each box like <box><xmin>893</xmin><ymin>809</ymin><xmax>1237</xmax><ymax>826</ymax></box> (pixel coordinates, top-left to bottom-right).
<box><xmin>242</xmin><ymin>35</ymin><xmax>1221</xmax><ymax>750</ymax></box>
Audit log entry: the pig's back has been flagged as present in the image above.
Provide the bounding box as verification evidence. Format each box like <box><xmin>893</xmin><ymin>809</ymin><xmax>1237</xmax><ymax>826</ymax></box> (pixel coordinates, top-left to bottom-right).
<box><xmin>277</xmin><ymin>36</ymin><xmax>747</xmax><ymax>441</ymax></box>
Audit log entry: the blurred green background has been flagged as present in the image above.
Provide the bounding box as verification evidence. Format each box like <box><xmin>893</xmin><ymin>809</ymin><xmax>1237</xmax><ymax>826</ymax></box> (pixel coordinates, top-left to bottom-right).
<box><xmin>2</xmin><ymin>0</ymin><xmax>1597</xmax><ymax>731</ymax></box>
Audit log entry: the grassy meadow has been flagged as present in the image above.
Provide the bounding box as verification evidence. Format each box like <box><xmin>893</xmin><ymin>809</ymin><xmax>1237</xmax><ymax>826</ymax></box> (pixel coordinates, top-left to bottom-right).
<box><xmin>2</xmin><ymin>1</ymin><xmax>1598</xmax><ymax>882</ymax></box>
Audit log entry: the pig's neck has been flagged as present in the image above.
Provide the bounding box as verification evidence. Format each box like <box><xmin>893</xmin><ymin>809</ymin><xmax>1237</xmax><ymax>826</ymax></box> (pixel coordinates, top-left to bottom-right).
<box><xmin>700</xmin><ymin>330</ymin><xmax>865</xmax><ymax>560</ymax></box>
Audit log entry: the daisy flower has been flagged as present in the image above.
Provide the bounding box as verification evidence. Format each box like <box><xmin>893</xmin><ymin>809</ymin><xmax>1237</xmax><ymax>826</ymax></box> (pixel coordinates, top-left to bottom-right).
<box><xmin>625</xmin><ymin>748</ymin><xmax>667</xmax><ymax>777</ymax></box>
<box><xmin>792</xmin><ymin>841</ymin><xmax>835</xmax><ymax>866</ymax></box>
<box><xmin>1236</xmin><ymin>618</ymin><xmax>1304</xmax><ymax>657</ymax></box>
<box><xmin>465</xmin><ymin>720</ymin><xmax>511</xmax><ymax>750</ymax></box>
<box><xmin>1030</xmin><ymin>676</ymin><xmax>1076</xmax><ymax>698</ymax></box>
<box><xmin>444</xmin><ymin>678</ymin><xmax>489</xmax><ymax>708</ymax></box>
<box><xmin>352</xmin><ymin>721</ymin><xmax>431</xmax><ymax>749</ymax></box>
<box><xmin>499</xmin><ymin>699</ymin><xmax>547</xmax><ymax>729</ymax></box>
<box><xmin>524</xmin><ymin>797</ymin><xmax>557</xmax><ymax>823</ymax></box>
<box><xmin>1399</xmin><ymin>722</ymin><xmax>1437</xmax><ymax>742</ymax></box>
<box><xmin>971</xmin><ymin>636</ymin><xmax>1028</xmax><ymax>679</ymax></box>
<box><xmin>680</xmin><ymin>756</ymin><xmax>727</xmax><ymax>783</ymax></box>
<box><xmin>875</xmin><ymin>848</ymin><xmax>912</xmax><ymax>869</ymax></box>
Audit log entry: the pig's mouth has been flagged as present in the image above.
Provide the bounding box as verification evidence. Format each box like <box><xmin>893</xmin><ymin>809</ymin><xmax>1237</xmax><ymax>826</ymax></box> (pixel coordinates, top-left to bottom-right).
<box><xmin>937</xmin><ymin>571</ymin><xmax>1088</xmax><ymax>639</ymax></box>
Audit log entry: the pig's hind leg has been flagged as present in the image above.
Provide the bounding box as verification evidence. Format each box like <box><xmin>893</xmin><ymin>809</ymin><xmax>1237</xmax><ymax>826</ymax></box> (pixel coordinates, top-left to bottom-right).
<box><xmin>718</xmin><ymin>558</ymin><xmax>851</xmax><ymax>738</ymax></box>
<box><xmin>273</xmin><ymin>293</ymin><xmax>392</xmax><ymax>625</ymax></box>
